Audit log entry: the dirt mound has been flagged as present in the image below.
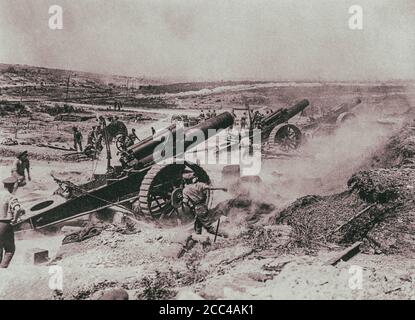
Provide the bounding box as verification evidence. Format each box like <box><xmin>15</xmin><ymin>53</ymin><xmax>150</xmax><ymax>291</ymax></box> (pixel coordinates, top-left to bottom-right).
<box><xmin>274</xmin><ymin>165</ymin><xmax>415</xmax><ymax>257</ymax></box>
<box><xmin>370</xmin><ymin>122</ymin><xmax>415</xmax><ymax>168</ymax></box>
<box><xmin>213</xmin><ymin>194</ymin><xmax>277</xmax><ymax>226</ymax></box>
<box><xmin>271</xmin><ymin>117</ymin><xmax>415</xmax><ymax>257</ymax></box>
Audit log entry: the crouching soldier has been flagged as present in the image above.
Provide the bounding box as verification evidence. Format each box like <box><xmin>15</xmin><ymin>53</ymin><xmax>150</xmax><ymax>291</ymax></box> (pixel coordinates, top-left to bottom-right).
<box><xmin>182</xmin><ymin>172</ymin><xmax>228</xmax><ymax>238</ymax></box>
<box><xmin>0</xmin><ymin>177</ymin><xmax>25</xmax><ymax>268</ymax></box>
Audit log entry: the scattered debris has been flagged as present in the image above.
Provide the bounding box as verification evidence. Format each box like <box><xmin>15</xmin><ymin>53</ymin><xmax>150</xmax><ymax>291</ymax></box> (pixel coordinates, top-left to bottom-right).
<box><xmin>1</xmin><ymin>138</ymin><xmax>18</xmax><ymax>146</ymax></box>
<box><xmin>62</xmin><ymin>225</ymin><xmax>103</xmax><ymax>244</ymax></box>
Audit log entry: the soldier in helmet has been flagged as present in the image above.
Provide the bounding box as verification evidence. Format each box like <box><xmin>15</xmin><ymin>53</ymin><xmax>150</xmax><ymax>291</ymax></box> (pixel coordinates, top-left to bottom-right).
<box><xmin>0</xmin><ymin>176</ymin><xmax>25</xmax><ymax>268</ymax></box>
<box><xmin>182</xmin><ymin>172</ymin><xmax>228</xmax><ymax>238</ymax></box>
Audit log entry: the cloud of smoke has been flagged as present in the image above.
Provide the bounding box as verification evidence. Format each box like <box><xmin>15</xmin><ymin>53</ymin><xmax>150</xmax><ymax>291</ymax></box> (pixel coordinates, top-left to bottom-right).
<box><xmin>261</xmin><ymin>107</ymin><xmax>401</xmax><ymax>203</ymax></box>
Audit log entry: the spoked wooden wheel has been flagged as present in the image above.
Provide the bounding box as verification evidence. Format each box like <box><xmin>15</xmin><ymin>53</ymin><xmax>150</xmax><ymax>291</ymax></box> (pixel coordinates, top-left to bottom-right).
<box><xmin>273</xmin><ymin>124</ymin><xmax>302</xmax><ymax>151</ymax></box>
<box><xmin>115</xmin><ymin>134</ymin><xmax>128</xmax><ymax>152</ymax></box>
<box><xmin>138</xmin><ymin>162</ymin><xmax>211</xmax><ymax>221</ymax></box>
<box><xmin>336</xmin><ymin>112</ymin><xmax>356</xmax><ymax>124</ymax></box>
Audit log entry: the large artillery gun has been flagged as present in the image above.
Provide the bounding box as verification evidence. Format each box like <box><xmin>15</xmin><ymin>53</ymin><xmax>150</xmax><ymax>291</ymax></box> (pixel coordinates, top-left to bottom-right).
<box><xmin>14</xmin><ymin>112</ymin><xmax>234</xmax><ymax>232</ymax></box>
<box><xmin>222</xmin><ymin>99</ymin><xmax>309</xmax><ymax>153</ymax></box>
<box><xmin>259</xmin><ymin>99</ymin><xmax>309</xmax><ymax>150</ymax></box>
<box><xmin>301</xmin><ymin>97</ymin><xmax>362</xmax><ymax>136</ymax></box>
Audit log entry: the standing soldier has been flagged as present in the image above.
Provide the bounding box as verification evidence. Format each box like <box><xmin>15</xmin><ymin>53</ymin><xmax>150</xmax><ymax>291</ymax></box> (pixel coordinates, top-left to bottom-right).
<box><xmin>11</xmin><ymin>151</ymin><xmax>31</xmax><ymax>187</ymax></box>
<box><xmin>0</xmin><ymin>177</ymin><xmax>25</xmax><ymax>268</ymax></box>
<box><xmin>182</xmin><ymin>172</ymin><xmax>228</xmax><ymax>238</ymax></box>
<box><xmin>98</xmin><ymin>115</ymin><xmax>106</xmax><ymax>129</ymax></box>
<box><xmin>240</xmin><ymin>112</ymin><xmax>247</xmax><ymax>129</ymax></box>
<box><xmin>72</xmin><ymin>127</ymin><xmax>83</xmax><ymax>152</ymax></box>
<box><xmin>87</xmin><ymin>126</ymin><xmax>97</xmax><ymax>146</ymax></box>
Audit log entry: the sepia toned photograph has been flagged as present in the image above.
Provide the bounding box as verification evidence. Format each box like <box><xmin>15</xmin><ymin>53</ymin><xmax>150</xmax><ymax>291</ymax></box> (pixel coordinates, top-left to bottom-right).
<box><xmin>0</xmin><ymin>0</ymin><xmax>414</xmax><ymax>304</ymax></box>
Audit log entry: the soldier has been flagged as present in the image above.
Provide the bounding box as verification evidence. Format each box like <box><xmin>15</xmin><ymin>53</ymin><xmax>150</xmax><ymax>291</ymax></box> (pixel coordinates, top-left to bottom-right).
<box><xmin>11</xmin><ymin>151</ymin><xmax>31</xmax><ymax>187</ymax></box>
<box><xmin>240</xmin><ymin>112</ymin><xmax>247</xmax><ymax>129</ymax></box>
<box><xmin>98</xmin><ymin>115</ymin><xmax>106</xmax><ymax>128</ymax></box>
<box><xmin>72</xmin><ymin>127</ymin><xmax>83</xmax><ymax>151</ymax></box>
<box><xmin>182</xmin><ymin>172</ymin><xmax>228</xmax><ymax>238</ymax></box>
<box><xmin>87</xmin><ymin>126</ymin><xmax>97</xmax><ymax>146</ymax></box>
<box><xmin>95</xmin><ymin>123</ymin><xmax>104</xmax><ymax>149</ymax></box>
<box><xmin>125</xmin><ymin>128</ymin><xmax>139</xmax><ymax>148</ymax></box>
<box><xmin>0</xmin><ymin>176</ymin><xmax>25</xmax><ymax>268</ymax></box>
<box><xmin>129</xmin><ymin>128</ymin><xmax>139</xmax><ymax>141</ymax></box>
<box><xmin>206</xmin><ymin>110</ymin><xmax>211</xmax><ymax>119</ymax></box>
<box><xmin>199</xmin><ymin>110</ymin><xmax>205</xmax><ymax>120</ymax></box>
<box><xmin>212</xmin><ymin>109</ymin><xmax>217</xmax><ymax>117</ymax></box>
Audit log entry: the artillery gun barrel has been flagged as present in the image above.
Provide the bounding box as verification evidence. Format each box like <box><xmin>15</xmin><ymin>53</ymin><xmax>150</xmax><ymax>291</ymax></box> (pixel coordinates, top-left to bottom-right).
<box><xmin>332</xmin><ymin>97</ymin><xmax>362</xmax><ymax>114</ymax></box>
<box><xmin>124</xmin><ymin>123</ymin><xmax>176</xmax><ymax>162</ymax></box>
<box><xmin>123</xmin><ymin>112</ymin><xmax>234</xmax><ymax>167</ymax></box>
<box><xmin>321</xmin><ymin>97</ymin><xmax>362</xmax><ymax>124</ymax></box>
<box><xmin>262</xmin><ymin>99</ymin><xmax>309</xmax><ymax>126</ymax></box>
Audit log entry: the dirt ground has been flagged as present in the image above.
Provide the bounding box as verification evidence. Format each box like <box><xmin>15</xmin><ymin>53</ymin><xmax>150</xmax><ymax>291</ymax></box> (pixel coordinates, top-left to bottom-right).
<box><xmin>1</xmin><ymin>68</ymin><xmax>415</xmax><ymax>300</ymax></box>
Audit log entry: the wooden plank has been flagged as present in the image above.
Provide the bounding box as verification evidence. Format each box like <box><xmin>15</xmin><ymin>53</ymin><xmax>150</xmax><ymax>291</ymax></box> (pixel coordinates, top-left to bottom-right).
<box><xmin>329</xmin><ymin>204</ymin><xmax>375</xmax><ymax>235</ymax></box>
<box><xmin>324</xmin><ymin>241</ymin><xmax>362</xmax><ymax>266</ymax></box>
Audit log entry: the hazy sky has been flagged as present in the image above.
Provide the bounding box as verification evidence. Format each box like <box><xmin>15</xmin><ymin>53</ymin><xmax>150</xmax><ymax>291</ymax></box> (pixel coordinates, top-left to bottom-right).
<box><xmin>0</xmin><ymin>0</ymin><xmax>413</xmax><ymax>81</ymax></box>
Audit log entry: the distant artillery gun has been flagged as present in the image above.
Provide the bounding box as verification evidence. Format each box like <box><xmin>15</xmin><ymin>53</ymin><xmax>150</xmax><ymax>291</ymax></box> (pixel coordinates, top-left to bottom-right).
<box><xmin>14</xmin><ymin>112</ymin><xmax>234</xmax><ymax>232</ymax></box>
<box><xmin>228</xmin><ymin>99</ymin><xmax>310</xmax><ymax>152</ymax></box>
<box><xmin>319</xmin><ymin>97</ymin><xmax>361</xmax><ymax>125</ymax></box>
<box><xmin>301</xmin><ymin>97</ymin><xmax>362</xmax><ymax>136</ymax></box>
<box><xmin>258</xmin><ymin>99</ymin><xmax>310</xmax><ymax>151</ymax></box>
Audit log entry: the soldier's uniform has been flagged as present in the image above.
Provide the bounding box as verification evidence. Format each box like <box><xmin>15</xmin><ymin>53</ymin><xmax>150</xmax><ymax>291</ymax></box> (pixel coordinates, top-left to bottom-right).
<box><xmin>199</xmin><ymin>111</ymin><xmax>205</xmax><ymax>120</ymax></box>
<box><xmin>240</xmin><ymin>115</ymin><xmax>247</xmax><ymax>129</ymax></box>
<box><xmin>73</xmin><ymin>127</ymin><xmax>83</xmax><ymax>151</ymax></box>
<box><xmin>11</xmin><ymin>151</ymin><xmax>30</xmax><ymax>187</ymax></box>
<box><xmin>0</xmin><ymin>177</ymin><xmax>25</xmax><ymax>268</ymax></box>
<box><xmin>87</xmin><ymin>127</ymin><xmax>96</xmax><ymax>146</ymax></box>
<box><xmin>182</xmin><ymin>182</ymin><xmax>214</xmax><ymax>234</ymax></box>
<box><xmin>182</xmin><ymin>181</ymin><xmax>227</xmax><ymax>237</ymax></box>
<box><xmin>126</xmin><ymin>130</ymin><xmax>138</xmax><ymax>148</ymax></box>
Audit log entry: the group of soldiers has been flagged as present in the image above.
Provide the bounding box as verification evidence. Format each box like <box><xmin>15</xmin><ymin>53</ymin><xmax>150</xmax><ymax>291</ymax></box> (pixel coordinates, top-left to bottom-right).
<box><xmin>198</xmin><ymin>107</ymin><xmax>271</xmax><ymax>130</ymax></box>
<box><xmin>199</xmin><ymin>109</ymin><xmax>217</xmax><ymax>120</ymax></box>
<box><xmin>72</xmin><ymin>125</ymin><xmax>104</xmax><ymax>158</ymax></box>
<box><xmin>72</xmin><ymin>115</ymin><xmax>130</xmax><ymax>156</ymax></box>
<box><xmin>0</xmin><ymin>109</ymin><xmax>235</xmax><ymax>269</ymax></box>
<box><xmin>238</xmin><ymin>109</ymin><xmax>270</xmax><ymax>129</ymax></box>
